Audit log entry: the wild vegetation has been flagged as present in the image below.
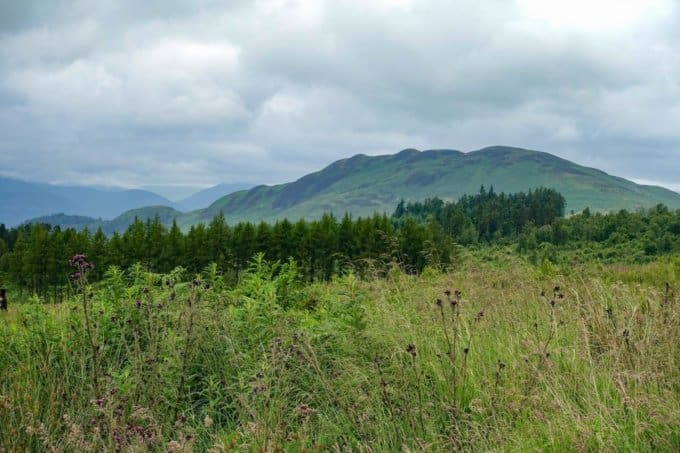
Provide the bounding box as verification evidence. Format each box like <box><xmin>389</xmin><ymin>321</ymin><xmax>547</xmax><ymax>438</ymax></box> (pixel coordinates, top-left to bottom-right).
<box><xmin>0</xmin><ymin>251</ymin><xmax>679</xmax><ymax>450</ymax></box>
<box><xmin>0</xmin><ymin>188</ymin><xmax>679</xmax><ymax>451</ymax></box>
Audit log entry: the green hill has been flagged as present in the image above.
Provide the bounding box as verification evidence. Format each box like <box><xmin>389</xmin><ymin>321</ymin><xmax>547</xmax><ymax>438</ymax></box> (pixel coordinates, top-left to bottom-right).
<box><xmin>26</xmin><ymin>146</ymin><xmax>680</xmax><ymax>232</ymax></box>
<box><xmin>186</xmin><ymin>146</ymin><xmax>680</xmax><ymax>225</ymax></box>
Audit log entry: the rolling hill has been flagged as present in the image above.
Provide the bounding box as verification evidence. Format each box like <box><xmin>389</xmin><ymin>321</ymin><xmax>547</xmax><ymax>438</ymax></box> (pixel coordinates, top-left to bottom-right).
<box><xmin>184</xmin><ymin>146</ymin><xmax>680</xmax><ymax>225</ymax></box>
<box><xmin>22</xmin><ymin>146</ymin><xmax>680</xmax><ymax>232</ymax></box>
<box><xmin>0</xmin><ymin>176</ymin><xmax>175</xmax><ymax>227</ymax></box>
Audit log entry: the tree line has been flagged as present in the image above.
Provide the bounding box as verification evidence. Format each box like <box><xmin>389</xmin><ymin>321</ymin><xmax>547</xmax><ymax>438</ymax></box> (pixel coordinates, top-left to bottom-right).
<box><xmin>0</xmin><ymin>213</ymin><xmax>455</xmax><ymax>301</ymax></box>
<box><xmin>2</xmin><ymin>186</ymin><xmax>678</xmax><ymax>300</ymax></box>
<box><xmin>391</xmin><ymin>187</ymin><xmax>680</xmax><ymax>261</ymax></box>
<box><xmin>392</xmin><ymin>186</ymin><xmax>566</xmax><ymax>243</ymax></box>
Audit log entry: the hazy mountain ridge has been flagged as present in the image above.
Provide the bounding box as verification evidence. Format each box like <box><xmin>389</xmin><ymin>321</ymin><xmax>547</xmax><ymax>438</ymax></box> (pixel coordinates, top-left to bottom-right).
<box><xmin>0</xmin><ymin>176</ymin><xmax>176</xmax><ymax>227</ymax></box>
<box><xmin>175</xmin><ymin>183</ymin><xmax>254</xmax><ymax>211</ymax></box>
<box><xmin>19</xmin><ymin>146</ymin><xmax>680</xmax><ymax>233</ymax></box>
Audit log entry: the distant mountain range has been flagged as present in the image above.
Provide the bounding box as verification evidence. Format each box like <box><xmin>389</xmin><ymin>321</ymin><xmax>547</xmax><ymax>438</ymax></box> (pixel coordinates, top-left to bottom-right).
<box><xmin>175</xmin><ymin>183</ymin><xmax>253</xmax><ymax>211</ymax></box>
<box><xmin>16</xmin><ymin>146</ymin><xmax>680</xmax><ymax>233</ymax></box>
<box><xmin>0</xmin><ymin>177</ymin><xmax>251</xmax><ymax>227</ymax></box>
<box><xmin>0</xmin><ymin>176</ymin><xmax>174</xmax><ymax>227</ymax></box>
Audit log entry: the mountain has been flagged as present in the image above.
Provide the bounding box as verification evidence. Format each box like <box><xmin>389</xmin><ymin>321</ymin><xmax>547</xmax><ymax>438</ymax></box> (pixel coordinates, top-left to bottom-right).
<box><xmin>27</xmin><ymin>206</ymin><xmax>184</xmax><ymax>235</ymax></box>
<box><xmin>187</xmin><ymin>146</ymin><xmax>680</xmax><ymax>225</ymax></box>
<box><xmin>20</xmin><ymin>146</ymin><xmax>680</xmax><ymax>233</ymax></box>
<box><xmin>175</xmin><ymin>183</ymin><xmax>254</xmax><ymax>211</ymax></box>
<box><xmin>0</xmin><ymin>176</ymin><xmax>175</xmax><ymax>226</ymax></box>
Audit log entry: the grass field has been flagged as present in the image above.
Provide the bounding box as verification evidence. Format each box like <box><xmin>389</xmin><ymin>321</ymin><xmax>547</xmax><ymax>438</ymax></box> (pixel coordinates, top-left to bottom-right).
<box><xmin>1</xmin><ymin>251</ymin><xmax>679</xmax><ymax>451</ymax></box>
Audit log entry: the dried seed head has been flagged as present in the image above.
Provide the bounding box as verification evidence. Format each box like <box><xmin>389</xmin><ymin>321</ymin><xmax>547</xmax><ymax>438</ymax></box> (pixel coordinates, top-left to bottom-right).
<box><xmin>406</xmin><ymin>343</ymin><xmax>417</xmax><ymax>358</ymax></box>
<box><xmin>295</xmin><ymin>403</ymin><xmax>314</xmax><ymax>418</ymax></box>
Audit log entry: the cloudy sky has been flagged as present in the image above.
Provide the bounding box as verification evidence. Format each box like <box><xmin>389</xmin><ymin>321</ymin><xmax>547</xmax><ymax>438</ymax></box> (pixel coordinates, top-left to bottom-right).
<box><xmin>1</xmin><ymin>0</ymin><xmax>679</xmax><ymax>199</ymax></box>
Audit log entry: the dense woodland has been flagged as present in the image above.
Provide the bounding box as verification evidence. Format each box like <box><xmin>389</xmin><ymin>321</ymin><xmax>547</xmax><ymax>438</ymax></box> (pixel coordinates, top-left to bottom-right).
<box><xmin>0</xmin><ymin>212</ymin><xmax>456</xmax><ymax>300</ymax></box>
<box><xmin>394</xmin><ymin>187</ymin><xmax>680</xmax><ymax>261</ymax></box>
<box><xmin>1</xmin><ymin>187</ymin><xmax>680</xmax><ymax>300</ymax></box>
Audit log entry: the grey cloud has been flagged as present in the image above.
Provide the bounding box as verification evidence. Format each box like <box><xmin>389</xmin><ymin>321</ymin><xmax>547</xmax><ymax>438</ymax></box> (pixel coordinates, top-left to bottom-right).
<box><xmin>1</xmin><ymin>0</ymin><xmax>679</xmax><ymax>197</ymax></box>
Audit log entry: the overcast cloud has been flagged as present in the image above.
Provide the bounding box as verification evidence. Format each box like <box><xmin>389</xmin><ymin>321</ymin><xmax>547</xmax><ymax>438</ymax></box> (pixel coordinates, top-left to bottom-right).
<box><xmin>1</xmin><ymin>0</ymin><xmax>679</xmax><ymax>198</ymax></box>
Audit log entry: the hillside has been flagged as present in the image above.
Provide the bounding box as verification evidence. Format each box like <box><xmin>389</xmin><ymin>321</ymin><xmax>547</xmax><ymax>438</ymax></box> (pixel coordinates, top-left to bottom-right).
<box><xmin>187</xmin><ymin>146</ymin><xmax>680</xmax><ymax>225</ymax></box>
<box><xmin>21</xmin><ymin>146</ymin><xmax>680</xmax><ymax>232</ymax></box>
<box><xmin>0</xmin><ymin>176</ymin><xmax>175</xmax><ymax>226</ymax></box>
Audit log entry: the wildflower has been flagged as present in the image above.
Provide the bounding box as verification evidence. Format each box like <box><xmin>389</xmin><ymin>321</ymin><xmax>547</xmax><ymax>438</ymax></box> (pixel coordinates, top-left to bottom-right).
<box><xmin>203</xmin><ymin>415</ymin><xmax>214</xmax><ymax>428</ymax></box>
<box><xmin>135</xmin><ymin>300</ymin><xmax>142</xmax><ymax>309</ymax></box>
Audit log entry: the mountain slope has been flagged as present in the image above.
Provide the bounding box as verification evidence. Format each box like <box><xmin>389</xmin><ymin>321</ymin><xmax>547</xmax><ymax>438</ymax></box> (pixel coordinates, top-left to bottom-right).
<box><xmin>175</xmin><ymin>183</ymin><xmax>254</xmax><ymax>211</ymax></box>
<box><xmin>186</xmin><ymin>146</ymin><xmax>680</xmax><ymax>225</ymax></box>
<box><xmin>21</xmin><ymin>146</ymin><xmax>680</xmax><ymax>233</ymax></box>
<box><xmin>0</xmin><ymin>176</ymin><xmax>175</xmax><ymax>226</ymax></box>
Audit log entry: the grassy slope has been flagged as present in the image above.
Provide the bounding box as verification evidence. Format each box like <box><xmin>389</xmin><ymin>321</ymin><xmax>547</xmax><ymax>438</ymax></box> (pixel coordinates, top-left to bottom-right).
<box><xmin>1</xmin><ymin>254</ymin><xmax>679</xmax><ymax>450</ymax></box>
<box><xmin>187</xmin><ymin>146</ymin><xmax>680</xmax><ymax>225</ymax></box>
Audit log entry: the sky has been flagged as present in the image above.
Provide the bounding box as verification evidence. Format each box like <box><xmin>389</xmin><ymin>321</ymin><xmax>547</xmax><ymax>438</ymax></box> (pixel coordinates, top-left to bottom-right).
<box><xmin>1</xmin><ymin>0</ymin><xmax>679</xmax><ymax>199</ymax></box>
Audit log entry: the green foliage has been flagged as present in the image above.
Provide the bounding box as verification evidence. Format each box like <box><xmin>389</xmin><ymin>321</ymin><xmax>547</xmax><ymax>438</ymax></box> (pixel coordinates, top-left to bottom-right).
<box><xmin>1</xmin><ymin>256</ymin><xmax>679</xmax><ymax>451</ymax></box>
<box><xmin>393</xmin><ymin>187</ymin><xmax>565</xmax><ymax>244</ymax></box>
<box><xmin>0</xmin><ymin>211</ymin><xmax>457</xmax><ymax>298</ymax></box>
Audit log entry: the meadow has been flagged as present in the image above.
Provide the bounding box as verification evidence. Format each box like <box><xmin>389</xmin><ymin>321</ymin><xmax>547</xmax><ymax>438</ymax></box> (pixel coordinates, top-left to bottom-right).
<box><xmin>1</xmin><ymin>249</ymin><xmax>678</xmax><ymax>451</ymax></box>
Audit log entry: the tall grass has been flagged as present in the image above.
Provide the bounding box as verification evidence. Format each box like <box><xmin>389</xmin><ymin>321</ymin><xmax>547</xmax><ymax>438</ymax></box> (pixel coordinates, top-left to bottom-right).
<box><xmin>0</xmin><ymin>253</ymin><xmax>678</xmax><ymax>451</ymax></box>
